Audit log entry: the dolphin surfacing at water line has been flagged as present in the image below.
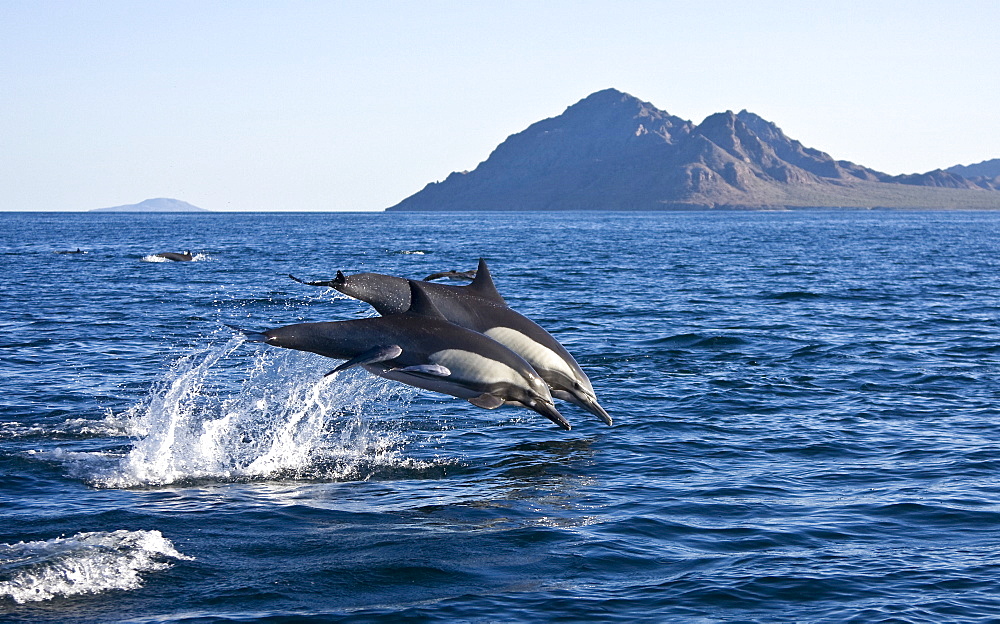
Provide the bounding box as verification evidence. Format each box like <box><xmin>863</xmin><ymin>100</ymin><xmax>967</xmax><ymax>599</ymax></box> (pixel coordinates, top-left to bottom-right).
<box><xmin>154</xmin><ymin>250</ymin><xmax>194</xmax><ymax>262</ymax></box>
<box><xmin>236</xmin><ymin>280</ymin><xmax>570</xmax><ymax>430</ymax></box>
<box><xmin>289</xmin><ymin>259</ymin><xmax>612</xmax><ymax>426</ymax></box>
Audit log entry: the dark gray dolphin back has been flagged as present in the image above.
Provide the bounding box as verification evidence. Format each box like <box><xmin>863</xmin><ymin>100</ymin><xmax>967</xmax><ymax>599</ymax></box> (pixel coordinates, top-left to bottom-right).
<box><xmin>330</xmin><ymin>258</ymin><xmax>505</xmax><ymax>315</ymax></box>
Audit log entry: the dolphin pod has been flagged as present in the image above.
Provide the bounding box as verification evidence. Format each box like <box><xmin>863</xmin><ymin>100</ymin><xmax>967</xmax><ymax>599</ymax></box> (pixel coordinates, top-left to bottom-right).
<box><xmin>243</xmin><ymin>280</ymin><xmax>570</xmax><ymax>429</ymax></box>
<box><xmin>289</xmin><ymin>258</ymin><xmax>611</xmax><ymax>427</ymax></box>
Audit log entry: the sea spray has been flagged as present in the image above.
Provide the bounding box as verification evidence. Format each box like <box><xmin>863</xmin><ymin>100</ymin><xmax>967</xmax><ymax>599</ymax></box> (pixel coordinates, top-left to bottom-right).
<box><xmin>139</xmin><ymin>252</ymin><xmax>210</xmax><ymax>262</ymax></box>
<box><xmin>78</xmin><ymin>336</ymin><xmax>421</xmax><ymax>488</ymax></box>
<box><xmin>0</xmin><ymin>530</ymin><xmax>191</xmax><ymax>604</ymax></box>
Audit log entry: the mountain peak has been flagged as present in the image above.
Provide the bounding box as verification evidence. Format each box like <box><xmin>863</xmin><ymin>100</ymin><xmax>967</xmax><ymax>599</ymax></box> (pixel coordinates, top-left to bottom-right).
<box><xmin>387</xmin><ymin>89</ymin><xmax>1000</xmax><ymax>211</ymax></box>
<box><xmin>947</xmin><ymin>158</ymin><xmax>1000</xmax><ymax>180</ymax></box>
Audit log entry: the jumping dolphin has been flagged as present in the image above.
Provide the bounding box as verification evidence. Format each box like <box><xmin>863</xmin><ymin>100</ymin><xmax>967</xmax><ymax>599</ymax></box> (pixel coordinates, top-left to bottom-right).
<box><xmin>290</xmin><ymin>259</ymin><xmax>611</xmax><ymax>425</ymax></box>
<box><xmin>238</xmin><ymin>280</ymin><xmax>570</xmax><ymax>430</ymax></box>
<box><xmin>154</xmin><ymin>250</ymin><xmax>194</xmax><ymax>261</ymax></box>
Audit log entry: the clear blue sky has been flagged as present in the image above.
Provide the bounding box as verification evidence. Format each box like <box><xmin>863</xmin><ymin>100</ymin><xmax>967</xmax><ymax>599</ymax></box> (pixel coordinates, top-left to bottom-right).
<box><xmin>2</xmin><ymin>1</ymin><xmax>998</xmax><ymax>211</ymax></box>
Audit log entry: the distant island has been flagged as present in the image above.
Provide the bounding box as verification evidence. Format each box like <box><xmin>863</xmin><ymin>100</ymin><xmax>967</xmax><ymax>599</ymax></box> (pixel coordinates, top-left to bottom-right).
<box><xmin>386</xmin><ymin>89</ymin><xmax>1000</xmax><ymax>211</ymax></box>
<box><xmin>90</xmin><ymin>198</ymin><xmax>209</xmax><ymax>213</ymax></box>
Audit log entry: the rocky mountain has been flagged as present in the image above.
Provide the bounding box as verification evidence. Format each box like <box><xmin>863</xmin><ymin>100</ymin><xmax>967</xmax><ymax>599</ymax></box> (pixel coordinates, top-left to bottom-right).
<box><xmin>387</xmin><ymin>89</ymin><xmax>1000</xmax><ymax>211</ymax></box>
<box><xmin>945</xmin><ymin>158</ymin><xmax>1000</xmax><ymax>190</ymax></box>
<box><xmin>91</xmin><ymin>198</ymin><xmax>208</xmax><ymax>212</ymax></box>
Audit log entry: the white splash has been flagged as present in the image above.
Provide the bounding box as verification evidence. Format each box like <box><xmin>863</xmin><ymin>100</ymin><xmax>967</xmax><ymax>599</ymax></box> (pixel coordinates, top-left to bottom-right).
<box><xmin>139</xmin><ymin>253</ymin><xmax>210</xmax><ymax>263</ymax></box>
<box><xmin>0</xmin><ymin>530</ymin><xmax>191</xmax><ymax>604</ymax></box>
<box><xmin>67</xmin><ymin>336</ymin><xmax>424</xmax><ymax>488</ymax></box>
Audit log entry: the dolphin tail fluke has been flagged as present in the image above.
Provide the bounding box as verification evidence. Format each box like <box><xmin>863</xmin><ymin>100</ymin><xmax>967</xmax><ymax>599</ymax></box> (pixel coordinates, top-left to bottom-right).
<box><xmin>224</xmin><ymin>324</ymin><xmax>268</xmax><ymax>343</ymax></box>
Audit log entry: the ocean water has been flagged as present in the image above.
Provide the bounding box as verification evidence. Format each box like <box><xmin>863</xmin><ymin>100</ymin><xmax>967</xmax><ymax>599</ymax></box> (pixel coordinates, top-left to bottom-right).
<box><xmin>2</xmin><ymin>210</ymin><xmax>999</xmax><ymax>623</ymax></box>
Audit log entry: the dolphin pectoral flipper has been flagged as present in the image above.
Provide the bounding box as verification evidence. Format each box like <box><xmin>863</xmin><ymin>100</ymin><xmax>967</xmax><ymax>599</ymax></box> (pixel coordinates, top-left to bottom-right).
<box><xmin>468</xmin><ymin>393</ymin><xmax>505</xmax><ymax>409</ymax></box>
<box><xmin>225</xmin><ymin>324</ymin><xmax>268</xmax><ymax>343</ymax></box>
<box><xmin>326</xmin><ymin>345</ymin><xmax>403</xmax><ymax>376</ymax></box>
<box><xmin>396</xmin><ymin>364</ymin><xmax>451</xmax><ymax>376</ymax></box>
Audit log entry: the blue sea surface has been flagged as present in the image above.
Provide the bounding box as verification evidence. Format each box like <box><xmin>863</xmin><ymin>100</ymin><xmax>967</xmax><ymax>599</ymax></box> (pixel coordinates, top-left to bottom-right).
<box><xmin>1</xmin><ymin>210</ymin><xmax>999</xmax><ymax>623</ymax></box>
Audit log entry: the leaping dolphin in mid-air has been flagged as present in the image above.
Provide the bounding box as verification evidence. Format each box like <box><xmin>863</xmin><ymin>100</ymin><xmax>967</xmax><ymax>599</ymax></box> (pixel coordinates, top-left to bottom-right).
<box><xmin>236</xmin><ymin>280</ymin><xmax>570</xmax><ymax>430</ymax></box>
<box><xmin>289</xmin><ymin>259</ymin><xmax>612</xmax><ymax>426</ymax></box>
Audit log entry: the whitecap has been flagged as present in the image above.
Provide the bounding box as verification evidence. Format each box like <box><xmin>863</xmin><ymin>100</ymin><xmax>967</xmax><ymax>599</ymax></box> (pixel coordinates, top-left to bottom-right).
<box><xmin>0</xmin><ymin>530</ymin><xmax>191</xmax><ymax>604</ymax></box>
<box><xmin>139</xmin><ymin>253</ymin><xmax>210</xmax><ymax>263</ymax></box>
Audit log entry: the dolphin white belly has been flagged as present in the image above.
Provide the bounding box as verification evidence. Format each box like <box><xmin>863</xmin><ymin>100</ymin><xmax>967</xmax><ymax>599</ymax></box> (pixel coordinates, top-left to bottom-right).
<box><xmin>484</xmin><ymin>327</ymin><xmax>581</xmax><ymax>385</ymax></box>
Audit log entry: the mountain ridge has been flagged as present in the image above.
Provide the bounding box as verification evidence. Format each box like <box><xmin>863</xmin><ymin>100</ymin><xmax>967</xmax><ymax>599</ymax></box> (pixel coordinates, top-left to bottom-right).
<box><xmin>387</xmin><ymin>89</ymin><xmax>1000</xmax><ymax>211</ymax></box>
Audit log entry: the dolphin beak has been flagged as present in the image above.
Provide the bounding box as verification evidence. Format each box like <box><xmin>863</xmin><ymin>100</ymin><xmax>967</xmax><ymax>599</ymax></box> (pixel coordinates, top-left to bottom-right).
<box><xmin>531</xmin><ymin>400</ymin><xmax>571</xmax><ymax>431</ymax></box>
<box><xmin>580</xmin><ymin>395</ymin><xmax>613</xmax><ymax>426</ymax></box>
<box><xmin>554</xmin><ymin>390</ymin><xmax>613</xmax><ymax>426</ymax></box>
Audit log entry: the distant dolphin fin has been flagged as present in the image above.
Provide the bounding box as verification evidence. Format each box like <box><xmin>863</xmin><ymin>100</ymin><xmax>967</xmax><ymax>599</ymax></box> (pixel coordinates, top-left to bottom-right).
<box><xmin>468</xmin><ymin>393</ymin><xmax>505</xmax><ymax>409</ymax></box>
<box><xmin>406</xmin><ymin>280</ymin><xmax>448</xmax><ymax>319</ymax></box>
<box><xmin>396</xmin><ymin>364</ymin><xmax>451</xmax><ymax>377</ymax></box>
<box><xmin>225</xmin><ymin>324</ymin><xmax>268</xmax><ymax>342</ymax></box>
<box><xmin>325</xmin><ymin>344</ymin><xmax>403</xmax><ymax>376</ymax></box>
<box><xmin>467</xmin><ymin>258</ymin><xmax>506</xmax><ymax>305</ymax></box>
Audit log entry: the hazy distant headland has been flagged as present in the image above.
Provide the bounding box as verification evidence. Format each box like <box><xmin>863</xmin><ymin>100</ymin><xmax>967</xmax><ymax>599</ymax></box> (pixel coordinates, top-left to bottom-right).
<box><xmin>90</xmin><ymin>198</ymin><xmax>209</xmax><ymax>213</ymax></box>
<box><xmin>386</xmin><ymin>89</ymin><xmax>1000</xmax><ymax>211</ymax></box>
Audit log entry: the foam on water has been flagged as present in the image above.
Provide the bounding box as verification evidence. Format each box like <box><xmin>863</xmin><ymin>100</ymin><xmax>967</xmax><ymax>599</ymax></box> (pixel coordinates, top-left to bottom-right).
<box><xmin>139</xmin><ymin>253</ymin><xmax>210</xmax><ymax>262</ymax></box>
<box><xmin>0</xmin><ymin>530</ymin><xmax>191</xmax><ymax>604</ymax></box>
<box><xmin>54</xmin><ymin>336</ymin><xmax>426</xmax><ymax>488</ymax></box>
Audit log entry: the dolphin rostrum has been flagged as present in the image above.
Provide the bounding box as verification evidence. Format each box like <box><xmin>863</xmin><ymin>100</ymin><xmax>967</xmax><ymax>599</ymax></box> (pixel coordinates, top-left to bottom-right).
<box><xmin>239</xmin><ymin>280</ymin><xmax>570</xmax><ymax>430</ymax></box>
<box><xmin>290</xmin><ymin>259</ymin><xmax>611</xmax><ymax>426</ymax></box>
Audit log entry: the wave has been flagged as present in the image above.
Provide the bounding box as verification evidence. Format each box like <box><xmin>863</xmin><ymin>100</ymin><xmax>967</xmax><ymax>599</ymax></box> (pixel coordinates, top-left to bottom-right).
<box><xmin>642</xmin><ymin>333</ymin><xmax>749</xmax><ymax>349</ymax></box>
<box><xmin>40</xmin><ymin>336</ymin><xmax>441</xmax><ymax>488</ymax></box>
<box><xmin>0</xmin><ymin>530</ymin><xmax>190</xmax><ymax>604</ymax></box>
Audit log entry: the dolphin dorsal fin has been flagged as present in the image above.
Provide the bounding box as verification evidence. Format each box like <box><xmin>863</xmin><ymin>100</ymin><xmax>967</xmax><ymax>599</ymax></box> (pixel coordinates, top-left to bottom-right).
<box><xmin>406</xmin><ymin>280</ymin><xmax>447</xmax><ymax>319</ymax></box>
<box><xmin>466</xmin><ymin>258</ymin><xmax>506</xmax><ymax>305</ymax></box>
